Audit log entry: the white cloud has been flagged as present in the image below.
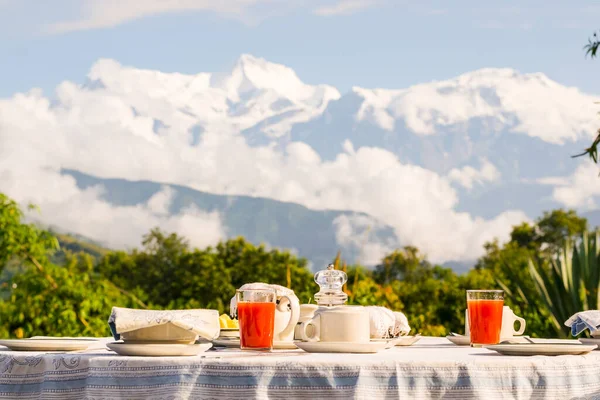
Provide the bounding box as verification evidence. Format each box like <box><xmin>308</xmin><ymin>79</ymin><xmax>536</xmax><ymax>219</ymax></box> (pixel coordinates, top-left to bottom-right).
<box><xmin>313</xmin><ymin>0</ymin><xmax>380</xmax><ymax>16</ymax></box>
<box><xmin>448</xmin><ymin>158</ymin><xmax>500</xmax><ymax>189</ymax></box>
<box><xmin>0</xmin><ymin>57</ymin><xmax>528</xmax><ymax>263</ymax></box>
<box><xmin>48</xmin><ymin>0</ymin><xmax>271</xmax><ymax>33</ymax></box>
<box><xmin>333</xmin><ymin>214</ymin><xmax>397</xmax><ymax>265</ymax></box>
<box><xmin>542</xmin><ymin>163</ymin><xmax>600</xmax><ymax>209</ymax></box>
<box><xmin>46</xmin><ymin>0</ymin><xmax>384</xmax><ymax>34</ymax></box>
<box><xmin>147</xmin><ymin>186</ymin><xmax>175</xmax><ymax>216</ymax></box>
<box><xmin>353</xmin><ymin>69</ymin><xmax>599</xmax><ymax>144</ymax></box>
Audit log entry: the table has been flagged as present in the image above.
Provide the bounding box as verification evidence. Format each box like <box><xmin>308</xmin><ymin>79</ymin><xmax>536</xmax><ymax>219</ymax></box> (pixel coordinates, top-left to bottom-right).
<box><xmin>1</xmin><ymin>337</ymin><xmax>600</xmax><ymax>399</ymax></box>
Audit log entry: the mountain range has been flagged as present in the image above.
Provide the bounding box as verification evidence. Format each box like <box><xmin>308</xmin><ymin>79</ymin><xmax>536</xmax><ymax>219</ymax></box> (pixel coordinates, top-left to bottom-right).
<box><xmin>1</xmin><ymin>54</ymin><xmax>599</xmax><ymax>270</ymax></box>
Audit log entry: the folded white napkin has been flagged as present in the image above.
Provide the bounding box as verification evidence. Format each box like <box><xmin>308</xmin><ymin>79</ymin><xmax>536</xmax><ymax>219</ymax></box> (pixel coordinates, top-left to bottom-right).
<box><xmin>367</xmin><ymin>306</ymin><xmax>411</xmax><ymax>338</ymax></box>
<box><xmin>565</xmin><ymin>311</ymin><xmax>600</xmax><ymax>336</ymax></box>
<box><xmin>229</xmin><ymin>282</ymin><xmax>297</xmax><ymax>317</ymax></box>
<box><xmin>108</xmin><ymin>307</ymin><xmax>219</xmax><ymax>340</ymax></box>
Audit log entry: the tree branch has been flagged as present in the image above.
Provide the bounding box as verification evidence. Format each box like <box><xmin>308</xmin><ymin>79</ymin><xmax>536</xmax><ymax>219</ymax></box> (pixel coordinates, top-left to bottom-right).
<box><xmin>28</xmin><ymin>255</ymin><xmax>58</xmax><ymax>290</ymax></box>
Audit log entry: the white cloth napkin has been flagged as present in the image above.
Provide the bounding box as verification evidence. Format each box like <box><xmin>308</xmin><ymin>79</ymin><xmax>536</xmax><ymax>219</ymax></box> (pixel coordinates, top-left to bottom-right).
<box><xmin>229</xmin><ymin>282</ymin><xmax>297</xmax><ymax>317</ymax></box>
<box><xmin>565</xmin><ymin>311</ymin><xmax>600</xmax><ymax>336</ymax></box>
<box><xmin>108</xmin><ymin>307</ymin><xmax>219</xmax><ymax>340</ymax></box>
<box><xmin>367</xmin><ymin>306</ymin><xmax>411</xmax><ymax>338</ymax></box>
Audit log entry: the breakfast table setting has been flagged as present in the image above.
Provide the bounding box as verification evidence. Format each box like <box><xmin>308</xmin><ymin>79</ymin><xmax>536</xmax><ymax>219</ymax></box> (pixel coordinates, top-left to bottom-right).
<box><xmin>3</xmin><ymin>264</ymin><xmax>600</xmax><ymax>399</ymax></box>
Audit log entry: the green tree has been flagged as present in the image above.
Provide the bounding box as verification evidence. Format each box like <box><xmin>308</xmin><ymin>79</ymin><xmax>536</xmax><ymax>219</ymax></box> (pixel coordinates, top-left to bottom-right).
<box><xmin>373</xmin><ymin>246</ymin><xmax>429</xmax><ymax>285</ymax></box>
<box><xmin>0</xmin><ymin>260</ymin><xmax>140</xmax><ymax>338</ymax></box>
<box><xmin>97</xmin><ymin>231</ymin><xmax>316</xmax><ymax>313</ymax></box>
<box><xmin>0</xmin><ymin>193</ymin><xmax>140</xmax><ymax>338</ymax></box>
<box><xmin>0</xmin><ymin>194</ymin><xmax>59</xmax><ymax>278</ymax></box>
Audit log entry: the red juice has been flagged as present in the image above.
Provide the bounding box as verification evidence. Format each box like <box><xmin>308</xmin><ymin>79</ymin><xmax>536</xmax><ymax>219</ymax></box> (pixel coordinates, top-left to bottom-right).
<box><xmin>468</xmin><ymin>299</ymin><xmax>503</xmax><ymax>345</ymax></box>
<box><xmin>238</xmin><ymin>301</ymin><xmax>276</xmax><ymax>349</ymax></box>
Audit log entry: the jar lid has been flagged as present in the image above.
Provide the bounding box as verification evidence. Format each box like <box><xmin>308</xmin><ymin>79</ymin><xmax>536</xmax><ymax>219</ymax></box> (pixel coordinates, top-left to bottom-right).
<box><xmin>313</xmin><ymin>263</ymin><xmax>348</xmax><ymax>306</ymax></box>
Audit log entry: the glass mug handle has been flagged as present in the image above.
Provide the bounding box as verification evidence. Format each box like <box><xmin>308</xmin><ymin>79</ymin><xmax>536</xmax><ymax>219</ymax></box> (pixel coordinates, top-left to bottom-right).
<box><xmin>300</xmin><ymin>315</ymin><xmax>321</xmax><ymax>342</ymax></box>
<box><xmin>513</xmin><ymin>315</ymin><xmax>526</xmax><ymax>335</ymax></box>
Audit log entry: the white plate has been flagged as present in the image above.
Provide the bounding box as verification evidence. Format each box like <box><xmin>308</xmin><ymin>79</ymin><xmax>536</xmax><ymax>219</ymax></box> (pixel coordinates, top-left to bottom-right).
<box><xmin>107</xmin><ymin>342</ymin><xmax>212</xmax><ymax>356</ymax></box>
<box><xmin>394</xmin><ymin>335</ymin><xmax>422</xmax><ymax>346</ymax></box>
<box><xmin>219</xmin><ymin>329</ymin><xmax>240</xmax><ymax>338</ymax></box>
<box><xmin>212</xmin><ymin>339</ymin><xmax>297</xmax><ymax>349</ymax></box>
<box><xmin>295</xmin><ymin>341</ymin><xmax>389</xmax><ymax>353</ymax></box>
<box><xmin>485</xmin><ymin>343</ymin><xmax>597</xmax><ymax>356</ymax></box>
<box><xmin>446</xmin><ymin>335</ymin><xmax>470</xmax><ymax>346</ymax></box>
<box><xmin>446</xmin><ymin>335</ymin><xmax>533</xmax><ymax>346</ymax></box>
<box><xmin>369</xmin><ymin>339</ymin><xmax>399</xmax><ymax>349</ymax></box>
<box><xmin>0</xmin><ymin>338</ymin><xmax>97</xmax><ymax>351</ymax></box>
<box><xmin>577</xmin><ymin>338</ymin><xmax>600</xmax><ymax>348</ymax></box>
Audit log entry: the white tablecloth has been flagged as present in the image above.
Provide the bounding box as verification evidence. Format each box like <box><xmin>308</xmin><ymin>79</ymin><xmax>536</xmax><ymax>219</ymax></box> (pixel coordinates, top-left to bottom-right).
<box><xmin>1</xmin><ymin>337</ymin><xmax>600</xmax><ymax>399</ymax></box>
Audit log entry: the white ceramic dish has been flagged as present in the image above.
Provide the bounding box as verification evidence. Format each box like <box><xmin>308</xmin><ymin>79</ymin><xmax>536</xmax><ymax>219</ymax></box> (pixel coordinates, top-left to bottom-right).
<box><xmin>485</xmin><ymin>343</ymin><xmax>596</xmax><ymax>356</ymax></box>
<box><xmin>212</xmin><ymin>338</ymin><xmax>297</xmax><ymax>349</ymax></box>
<box><xmin>446</xmin><ymin>335</ymin><xmax>470</xmax><ymax>346</ymax></box>
<box><xmin>0</xmin><ymin>338</ymin><xmax>97</xmax><ymax>351</ymax></box>
<box><xmin>106</xmin><ymin>342</ymin><xmax>212</xmax><ymax>356</ymax></box>
<box><xmin>446</xmin><ymin>335</ymin><xmax>533</xmax><ymax>346</ymax></box>
<box><xmin>295</xmin><ymin>340</ymin><xmax>389</xmax><ymax>354</ymax></box>
<box><xmin>577</xmin><ymin>338</ymin><xmax>600</xmax><ymax>348</ymax></box>
<box><xmin>370</xmin><ymin>339</ymin><xmax>399</xmax><ymax>349</ymax></box>
<box><xmin>394</xmin><ymin>335</ymin><xmax>422</xmax><ymax>346</ymax></box>
<box><xmin>219</xmin><ymin>329</ymin><xmax>240</xmax><ymax>338</ymax></box>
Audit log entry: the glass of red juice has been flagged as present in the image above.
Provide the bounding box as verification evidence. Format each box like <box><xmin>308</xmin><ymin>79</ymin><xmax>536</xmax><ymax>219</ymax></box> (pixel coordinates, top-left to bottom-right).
<box><xmin>467</xmin><ymin>290</ymin><xmax>504</xmax><ymax>347</ymax></box>
<box><xmin>236</xmin><ymin>288</ymin><xmax>277</xmax><ymax>351</ymax></box>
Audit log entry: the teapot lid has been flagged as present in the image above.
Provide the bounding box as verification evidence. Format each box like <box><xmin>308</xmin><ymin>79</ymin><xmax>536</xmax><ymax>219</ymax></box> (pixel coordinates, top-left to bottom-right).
<box><xmin>314</xmin><ymin>263</ymin><xmax>348</xmax><ymax>306</ymax></box>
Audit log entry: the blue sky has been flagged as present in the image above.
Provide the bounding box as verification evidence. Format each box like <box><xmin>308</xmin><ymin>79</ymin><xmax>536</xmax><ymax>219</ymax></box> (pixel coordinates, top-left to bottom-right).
<box><xmin>1</xmin><ymin>0</ymin><xmax>600</xmax><ymax>96</ymax></box>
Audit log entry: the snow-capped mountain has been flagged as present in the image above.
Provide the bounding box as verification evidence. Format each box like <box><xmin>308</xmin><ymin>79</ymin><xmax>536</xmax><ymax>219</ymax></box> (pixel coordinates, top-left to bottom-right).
<box><xmin>1</xmin><ymin>54</ymin><xmax>598</xmax><ymax>268</ymax></box>
<box><xmin>84</xmin><ymin>54</ymin><xmax>340</xmax><ymax>141</ymax></box>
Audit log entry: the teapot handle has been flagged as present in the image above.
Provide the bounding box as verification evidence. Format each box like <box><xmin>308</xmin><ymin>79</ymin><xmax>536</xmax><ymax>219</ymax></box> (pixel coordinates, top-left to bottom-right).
<box><xmin>277</xmin><ymin>295</ymin><xmax>300</xmax><ymax>339</ymax></box>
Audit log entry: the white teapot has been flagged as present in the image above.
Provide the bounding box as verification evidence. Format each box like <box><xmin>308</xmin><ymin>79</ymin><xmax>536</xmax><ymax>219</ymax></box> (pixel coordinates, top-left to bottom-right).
<box><xmin>231</xmin><ymin>283</ymin><xmax>300</xmax><ymax>343</ymax></box>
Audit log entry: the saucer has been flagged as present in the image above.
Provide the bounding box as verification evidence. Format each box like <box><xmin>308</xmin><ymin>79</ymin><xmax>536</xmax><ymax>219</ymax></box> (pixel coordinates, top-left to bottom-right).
<box><xmin>577</xmin><ymin>338</ymin><xmax>600</xmax><ymax>348</ymax></box>
<box><xmin>295</xmin><ymin>340</ymin><xmax>389</xmax><ymax>353</ymax></box>
<box><xmin>485</xmin><ymin>343</ymin><xmax>596</xmax><ymax>356</ymax></box>
<box><xmin>446</xmin><ymin>335</ymin><xmax>531</xmax><ymax>346</ymax></box>
<box><xmin>219</xmin><ymin>329</ymin><xmax>240</xmax><ymax>338</ymax></box>
<box><xmin>212</xmin><ymin>338</ymin><xmax>297</xmax><ymax>349</ymax></box>
<box><xmin>394</xmin><ymin>335</ymin><xmax>421</xmax><ymax>346</ymax></box>
<box><xmin>0</xmin><ymin>338</ymin><xmax>98</xmax><ymax>352</ymax></box>
<box><xmin>446</xmin><ymin>335</ymin><xmax>470</xmax><ymax>346</ymax></box>
<box><xmin>370</xmin><ymin>339</ymin><xmax>398</xmax><ymax>349</ymax></box>
<box><xmin>106</xmin><ymin>342</ymin><xmax>212</xmax><ymax>356</ymax></box>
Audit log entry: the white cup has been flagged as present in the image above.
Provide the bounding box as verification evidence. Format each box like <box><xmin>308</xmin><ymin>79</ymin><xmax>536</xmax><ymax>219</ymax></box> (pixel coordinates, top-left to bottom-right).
<box><xmin>465</xmin><ymin>306</ymin><xmax>526</xmax><ymax>339</ymax></box>
<box><xmin>300</xmin><ymin>306</ymin><xmax>370</xmax><ymax>343</ymax></box>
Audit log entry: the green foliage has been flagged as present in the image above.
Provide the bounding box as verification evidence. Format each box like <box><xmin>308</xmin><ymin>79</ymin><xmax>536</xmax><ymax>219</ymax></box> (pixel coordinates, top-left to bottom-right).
<box><xmin>50</xmin><ymin>232</ymin><xmax>108</xmax><ymax>266</ymax></box>
<box><xmin>585</xmin><ymin>31</ymin><xmax>600</xmax><ymax>58</ymax></box>
<box><xmin>96</xmin><ymin>230</ymin><xmax>315</xmax><ymax>313</ymax></box>
<box><xmin>0</xmin><ymin>261</ymin><xmax>140</xmax><ymax>338</ymax></box>
<box><xmin>529</xmin><ymin>231</ymin><xmax>600</xmax><ymax>337</ymax></box>
<box><xmin>0</xmin><ymin>194</ymin><xmax>59</xmax><ymax>273</ymax></box>
<box><xmin>506</xmin><ymin>210</ymin><xmax>587</xmax><ymax>257</ymax></box>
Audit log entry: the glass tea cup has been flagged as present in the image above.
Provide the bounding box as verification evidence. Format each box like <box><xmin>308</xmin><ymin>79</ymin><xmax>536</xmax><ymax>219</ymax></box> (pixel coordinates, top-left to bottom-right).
<box><xmin>466</xmin><ymin>290</ymin><xmax>504</xmax><ymax>347</ymax></box>
<box><xmin>236</xmin><ymin>288</ymin><xmax>277</xmax><ymax>351</ymax></box>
